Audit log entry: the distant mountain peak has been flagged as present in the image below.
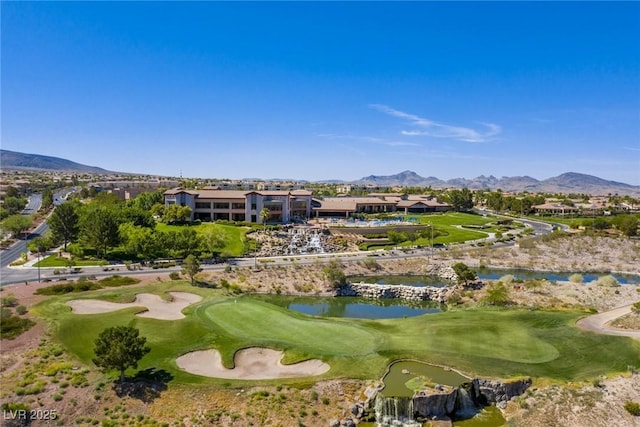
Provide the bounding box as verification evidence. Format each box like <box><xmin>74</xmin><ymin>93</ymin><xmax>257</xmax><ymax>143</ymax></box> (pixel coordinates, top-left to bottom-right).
<box><xmin>0</xmin><ymin>149</ymin><xmax>113</xmax><ymax>174</ymax></box>
<box><xmin>352</xmin><ymin>170</ymin><xmax>639</xmax><ymax>195</ymax></box>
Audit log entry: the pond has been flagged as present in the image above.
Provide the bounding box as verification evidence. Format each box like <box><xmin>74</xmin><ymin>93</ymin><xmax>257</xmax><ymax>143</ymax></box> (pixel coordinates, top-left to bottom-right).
<box><xmin>474</xmin><ymin>267</ymin><xmax>640</xmax><ymax>284</ymax></box>
<box><xmin>253</xmin><ymin>295</ymin><xmax>443</xmax><ymax>319</ymax></box>
<box><xmin>348</xmin><ymin>274</ymin><xmax>450</xmax><ymax>287</ymax></box>
<box><xmin>381</xmin><ymin>360</ymin><xmax>469</xmax><ymax>397</ymax></box>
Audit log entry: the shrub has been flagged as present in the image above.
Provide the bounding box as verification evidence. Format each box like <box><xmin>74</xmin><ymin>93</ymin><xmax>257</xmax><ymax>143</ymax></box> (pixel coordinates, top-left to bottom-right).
<box><xmin>169</xmin><ymin>271</ymin><xmax>180</xmax><ymax>280</ymax></box>
<box><xmin>0</xmin><ymin>315</ymin><xmax>35</xmax><ymax>339</ymax></box>
<box><xmin>624</xmin><ymin>401</ymin><xmax>640</xmax><ymax>416</ymax></box>
<box><xmin>568</xmin><ymin>273</ymin><xmax>583</xmax><ymax>283</ymax></box>
<box><xmin>482</xmin><ymin>281</ymin><xmax>510</xmax><ymax>306</ymax></box>
<box><xmin>362</xmin><ymin>257</ymin><xmax>381</xmax><ymax>271</ymax></box>
<box><xmin>1</xmin><ymin>294</ymin><xmax>18</xmax><ymax>307</ymax></box>
<box><xmin>35</xmin><ymin>282</ymin><xmax>101</xmax><ymax>295</ymax></box>
<box><xmin>597</xmin><ymin>275</ymin><xmax>619</xmax><ymax>287</ymax></box>
<box><xmin>98</xmin><ymin>275</ymin><xmax>140</xmax><ymax>287</ymax></box>
<box><xmin>15</xmin><ymin>305</ymin><xmax>27</xmax><ymax>315</ymax></box>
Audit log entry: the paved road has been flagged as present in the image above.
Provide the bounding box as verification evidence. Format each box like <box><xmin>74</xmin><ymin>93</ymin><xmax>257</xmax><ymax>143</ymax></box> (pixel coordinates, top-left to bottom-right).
<box><xmin>576</xmin><ymin>304</ymin><xmax>640</xmax><ymax>340</ymax></box>
<box><xmin>0</xmin><ymin>212</ymin><xmax>550</xmax><ymax>286</ymax></box>
<box><xmin>0</xmin><ymin>193</ymin><xmax>44</xmax><ymax>269</ymax></box>
<box><xmin>0</xmin><ymin>189</ymin><xmax>73</xmax><ymax>270</ymax></box>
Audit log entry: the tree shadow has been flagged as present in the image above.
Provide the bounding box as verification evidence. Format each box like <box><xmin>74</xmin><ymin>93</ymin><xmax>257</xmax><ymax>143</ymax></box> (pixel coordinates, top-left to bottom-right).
<box><xmin>194</xmin><ymin>280</ymin><xmax>217</xmax><ymax>288</ymax></box>
<box><xmin>113</xmin><ymin>368</ymin><xmax>174</xmax><ymax>403</ymax></box>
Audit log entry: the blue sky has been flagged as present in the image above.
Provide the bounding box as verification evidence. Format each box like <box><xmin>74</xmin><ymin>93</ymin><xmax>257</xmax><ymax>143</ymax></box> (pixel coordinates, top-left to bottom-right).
<box><xmin>2</xmin><ymin>2</ymin><xmax>639</xmax><ymax>184</ymax></box>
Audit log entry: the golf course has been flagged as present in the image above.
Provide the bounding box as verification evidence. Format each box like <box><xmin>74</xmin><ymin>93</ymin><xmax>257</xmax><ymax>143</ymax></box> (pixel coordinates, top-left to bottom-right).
<box><xmin>32</xmin><ymin>279</ymin><xmax>640</xmax><ymax>385</ymax></box>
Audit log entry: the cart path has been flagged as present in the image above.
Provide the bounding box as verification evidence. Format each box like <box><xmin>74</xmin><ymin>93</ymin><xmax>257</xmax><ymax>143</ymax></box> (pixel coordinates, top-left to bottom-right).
<box><xmin>576</xmin><ymin>303</ymin><xmax>640</xmax><ymax>340</ymax></box>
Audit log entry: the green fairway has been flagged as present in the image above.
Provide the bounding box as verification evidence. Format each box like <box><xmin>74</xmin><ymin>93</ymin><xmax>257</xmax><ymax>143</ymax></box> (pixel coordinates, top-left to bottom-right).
<box><xmin>415</xmin><ymin>212</ymin><xmax>495</xmax><ymax>245</ymax></box>
<box><xmin>33</xmin><ymin>283</ymin><xmax>640</xmax><ymax>384</ymax></box>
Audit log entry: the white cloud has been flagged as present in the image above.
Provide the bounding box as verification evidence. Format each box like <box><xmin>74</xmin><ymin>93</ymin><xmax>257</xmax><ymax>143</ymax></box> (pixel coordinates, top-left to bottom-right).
<box><xmin>316</xmin><ymin>133</ymin><xmax>420</xmax><ymax>147</ymax></box>
<box><xmin>369</xmin><ymin>104</ymin><xmax>501</xmax><ymax>143</ymax></box>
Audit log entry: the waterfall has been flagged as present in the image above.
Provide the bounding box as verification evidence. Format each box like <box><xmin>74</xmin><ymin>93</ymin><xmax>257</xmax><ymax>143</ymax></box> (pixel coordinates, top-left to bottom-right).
<box><xmin>374</xmin><ymin>395</ymin><xmax>421</xmax><ymax>427</ymax></box>
<box><xmin>455</xmin><ymin>385</ymin><xmax>478</xmax><ymax>418</ymax></box>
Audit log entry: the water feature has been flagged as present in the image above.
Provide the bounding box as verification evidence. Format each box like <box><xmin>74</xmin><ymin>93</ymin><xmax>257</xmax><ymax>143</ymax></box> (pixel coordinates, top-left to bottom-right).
<box><xmin>254</xmin><ymin>295</ymin><xmax>442</xmax><ymax>319</ymax></box>
<box><xmin>381</xmin><ymin>360</ymin><xmax>468</xmax><ymax>397</ymax></box>
<box><xmin>285</xmin><ymin>228</ymin><xmax>326</xmax><ymax>254</ymax></box>
<box><xmin>475</xmin><ymin>267</ymin><xmax>640</xmax><ymax>284</ymax></box>
<box><xmin>374</xmin><ymin>395</ymin><xmax>421</xmax><ymax>427</ymax></box>
<box><xmin>348</xmin><ymin>274</ymin><xmax>450</xmax><ymax>288</ymax></box>
<box><xmin>374</xmin><ymin>361</ymin><xmax>506</xmax><ymax>427</ymax></box>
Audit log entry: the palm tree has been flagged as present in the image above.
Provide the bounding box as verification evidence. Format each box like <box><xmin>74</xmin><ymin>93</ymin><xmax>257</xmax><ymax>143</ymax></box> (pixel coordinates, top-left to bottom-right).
<box><xmin>259</xmin><ymin>207</ymin><xmax>270</xmax><ymax>231</ymax></box>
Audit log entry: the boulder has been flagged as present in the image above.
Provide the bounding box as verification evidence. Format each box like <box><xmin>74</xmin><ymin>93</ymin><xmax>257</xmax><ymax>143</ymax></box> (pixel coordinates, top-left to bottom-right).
<box><xmin>413</xmin><ymin>387</ymin><xmax>458</xmax><ymax>418</ymax></box>
<box><xmin>472</xmin><ymin>378</ymin><xmax>532</xmax><ymax>404</ymax></box>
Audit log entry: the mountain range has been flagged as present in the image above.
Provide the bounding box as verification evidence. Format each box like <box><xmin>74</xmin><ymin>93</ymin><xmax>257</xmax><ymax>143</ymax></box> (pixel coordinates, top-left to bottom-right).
<box><xmin>0</xmin><ymin>149</ymin><xmax>111</xmax><ymax>174</ymax></box>
<box><xmin>352</xmin><ymin>170</ymin><xmax>640</xmax><ymax>196</ymax></box>
<box><xmin>1</xmin><ymin>150</ymin><xmax>638</xmax><ymax>196</ymax></box>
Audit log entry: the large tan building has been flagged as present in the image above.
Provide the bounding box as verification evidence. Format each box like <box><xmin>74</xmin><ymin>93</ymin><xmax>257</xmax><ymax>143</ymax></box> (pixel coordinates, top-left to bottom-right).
<box><xmin>164</xmin><ymin>187</ymin><xmax>312</xmax><ymax>223</ymax></box>
<box><xmin>312</xmin><ymin>194</ymin><xmax>452</xmax><ymax>218</ymax></box>
<box><xmin>164</xmin><ymin>188</ymin><xmax>452</xmax><ymax>223</ymax></box>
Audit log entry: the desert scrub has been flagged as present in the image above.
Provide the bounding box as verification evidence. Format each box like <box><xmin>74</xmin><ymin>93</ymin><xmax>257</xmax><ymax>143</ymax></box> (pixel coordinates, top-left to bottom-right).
<box><xmin>569</xmin><ymin>273</ymin><xmax>584</xmax><ymax>283</ymax></box>
<box><xmin>596</xmin><ymin>275</ymin><xmax>619</xmax><ymax>287</ymax></box>
<box><xmin>624</xmin><ymin>401</ymin><xmax>640</xmax><ymax>416</ymax></box>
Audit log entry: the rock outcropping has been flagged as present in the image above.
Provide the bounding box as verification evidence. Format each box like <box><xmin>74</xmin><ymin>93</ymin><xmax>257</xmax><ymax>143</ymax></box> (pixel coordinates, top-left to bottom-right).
<box><xmin>335</xmin><ymin>282</ymin><xmax>453</xmax><ymax>303</ymax></box>
<box><xmin>371</xmin><ymin>377</ymin><xmax>532</xmax><ymax>423</ymax></box>
<box><xmin>472</xmin><ymin>378</ymin><xmax>533</xmax><ymax>405</ymax></box>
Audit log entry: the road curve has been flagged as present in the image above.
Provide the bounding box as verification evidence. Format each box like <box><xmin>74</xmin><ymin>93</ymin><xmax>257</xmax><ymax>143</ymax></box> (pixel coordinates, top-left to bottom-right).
<box><xmin>576</xmin><ymin>304</ymin><xmax>640</xmax><ymax>340</ymax></box>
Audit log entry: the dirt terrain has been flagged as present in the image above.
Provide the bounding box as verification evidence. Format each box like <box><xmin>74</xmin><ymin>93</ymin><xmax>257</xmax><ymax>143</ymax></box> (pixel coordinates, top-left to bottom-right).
<box><xmin>1</xmin><ymin>234</ymin><xmax>639</xmax><ymax>426</ymax></box>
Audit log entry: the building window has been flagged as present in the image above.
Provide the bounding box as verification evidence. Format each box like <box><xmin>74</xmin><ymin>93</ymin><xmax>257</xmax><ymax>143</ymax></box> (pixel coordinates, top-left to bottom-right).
<box><xmin>213</xmin><ymin>202</ymin><xmax>229</xmax><ymax>209</ymax></box>
<box><xmin>195</xmin><ymin>202</ymin><xmax>211</xmax><ymax>209</ymax></box>
<box><xmin>232</xmin><ymin>203</ymin><xmax>245</xmax><ymax>210</ymax></box>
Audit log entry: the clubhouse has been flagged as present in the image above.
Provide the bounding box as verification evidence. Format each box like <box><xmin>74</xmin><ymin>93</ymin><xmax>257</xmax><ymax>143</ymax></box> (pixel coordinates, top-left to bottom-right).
<box><xmin>164</xmin><ymin>188</ymin><xmax>452</xmax><ymax>224</ymax></box>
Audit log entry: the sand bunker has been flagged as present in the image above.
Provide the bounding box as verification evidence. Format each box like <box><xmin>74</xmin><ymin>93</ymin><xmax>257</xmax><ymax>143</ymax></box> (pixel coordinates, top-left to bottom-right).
<box><xmin>176</xmin><ymin>347</ymin><xmax>330</xmax><ymax>379</ymax></box>
<box><xmin>67</xmin><ymin>292</ymin><xmax>202</xmax><ymax>320</ymax></box>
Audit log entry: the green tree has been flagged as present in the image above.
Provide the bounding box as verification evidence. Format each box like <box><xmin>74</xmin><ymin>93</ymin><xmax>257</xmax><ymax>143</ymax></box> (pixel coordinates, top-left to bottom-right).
<box><xmin>259</xmin><ymin>207</ymin><xmax>270</xmax><ymax>230</ymax></box>
<box><xmin>452</xmin><ymin>262</ymin><xmax>477</xmax><ymax>285</ymax></box>
<box><xmin>591</xmin><ymin>217</ymin><xmax>610</xmax><ymax>231</ymax></box>
<box><xmin>27</xmin><ymin>234</ymin><xmax>55</xmax><ymax>254</ymax></box>
<box><xmin>617</xmin><ymin>215</ymin><xmax>639</xmax><ymax>237</ymax></box>
<box><xmin>93</xmin><ymin>326</ymin><xmax>150</xmax><ymax>383</ymax></box>
<box><xmin>1</xmin><ymin>196</ymin><xmax>27</xmax><ymax>216</ymax></box>
<box><xmin>82</xmin><ymin>207</ymin><xmax>121</xmax><ymax>258</ymax></box>
<box><xmin>181</xmin><ymin>254</ymin><xmax>202</xmax><ymax>284</ymax></box>
<box><xmin>202</xmin><ymin>228</ymin><xmax>228</xmax><ymax>257</ymax></box>
<box><xmin>150</xmin><ymin>203</ymin><xmax>165</xmax><ymax>219</ymax></box>
<box><xmin>448</xmin><ymin>188</ymin><xmax>474</xmax><ymax>211</ymax></box>
<box><xmin>41</xmin><ymin>188</ymin><xmax>54</xmax><ymax>211</ymax></box>
<box><xmin>323</xmin><ymin>259</ymin><xmax>346</xmax><ymax>288</ymax></box>
<box><xmin>170</xmin><ymin>228</ymin><xmax>203</xmax><ymax>258</ymax></box>
<box><xmin>485</xmin><ymin>191</ymin><xmax>505</xmax><ymax>212</ymax></box>
<box><xmin>1</xmin><ymin>214</ymin><xmax>33</xmax><ymax>239</ymax></box>
<box><xmin>387</xmin><ymin>230</ymin><xmax>408</xmax><ymax>245</ymax></box>
<box><xmin>48</xmin><ymin>202</ymin><xmax>80</xmax><ymax>250</ymax></box>
<box><xmin>163</xmin><ymin>204</ymin><xmax>192</xmax><ymax>224</ymax></box>
<box><xmin>119</xmin><ymin>223</ymin><xmax>157</xmax><ymax>260</ymax></box>
<box><xmin>127</xmin><ymin>190</ymin><xmax>165</xmax><ymax>211</ymax></box>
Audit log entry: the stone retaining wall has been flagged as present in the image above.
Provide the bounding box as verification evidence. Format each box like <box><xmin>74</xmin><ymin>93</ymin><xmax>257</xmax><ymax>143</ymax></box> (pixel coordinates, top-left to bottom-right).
<box><xmin>335</xmin><ymin>282</ymin><xmax>452</xmax><ymax>303</ymax></box>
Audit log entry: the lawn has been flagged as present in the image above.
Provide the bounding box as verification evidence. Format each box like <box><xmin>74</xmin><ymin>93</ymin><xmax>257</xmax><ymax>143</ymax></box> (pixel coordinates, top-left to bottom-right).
<box><xmin>32</xmin><ymin>282</ymin><xmax>640</xmax><ymax>385</ymax></box>
<box><xmin>35</xmin><ymin>255</ymin><xmax>108</xmax><ymax>267</ymax></box>
<box><xmin>155</xmin><ymin>222</ymin><xmax>250</xmax><ymax>256</ymax></box>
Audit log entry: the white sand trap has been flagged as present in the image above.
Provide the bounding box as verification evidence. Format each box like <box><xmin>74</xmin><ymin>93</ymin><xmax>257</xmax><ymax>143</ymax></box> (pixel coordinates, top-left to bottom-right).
<box><xmin>176</xmin><ymin>347</ymin><xmax>330</xmax><ymax>379</ymax></box>
<box><xmin>67</xmin><ymin>292</ymin><xmax>202</xmax><ymax>320</ymax></box>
